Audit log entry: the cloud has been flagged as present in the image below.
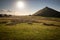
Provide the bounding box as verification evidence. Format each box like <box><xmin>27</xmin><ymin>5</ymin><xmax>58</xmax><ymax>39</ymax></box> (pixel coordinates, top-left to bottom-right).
<box><xmin>0</xmin><ymin>9</ymin><xmax>31</xmax><ymax>16</ymax></box>
<box><xmin>0</xmin><ymin>9</ymin><xmax>14</xmax><ymax>15</ymax></box>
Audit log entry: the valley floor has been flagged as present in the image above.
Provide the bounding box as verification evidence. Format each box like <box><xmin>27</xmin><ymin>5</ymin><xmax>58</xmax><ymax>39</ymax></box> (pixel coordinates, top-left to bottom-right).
<box><xmin>0</xmin><ymin>16</ymin><xmax>60</xmax><ymax>40</ymax></box>
<box><xmin>0</xmin><ymin>23</ymin><xmax>60</xmax><ymax>40</ymax></box>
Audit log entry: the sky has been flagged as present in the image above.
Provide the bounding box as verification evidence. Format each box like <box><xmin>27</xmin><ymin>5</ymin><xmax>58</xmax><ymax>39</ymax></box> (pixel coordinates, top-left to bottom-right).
<box><xmin>0</xmin><ymin>0</ymin><xmax>60</xmax><ymax>16</ymax></box>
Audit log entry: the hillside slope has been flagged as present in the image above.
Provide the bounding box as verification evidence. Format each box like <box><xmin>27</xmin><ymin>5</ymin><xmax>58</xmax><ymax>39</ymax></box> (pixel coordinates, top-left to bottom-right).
<box><xmin>33</xmin><ymin>7</ymin><xmax>60</xmax><ymax>18</ymax></box>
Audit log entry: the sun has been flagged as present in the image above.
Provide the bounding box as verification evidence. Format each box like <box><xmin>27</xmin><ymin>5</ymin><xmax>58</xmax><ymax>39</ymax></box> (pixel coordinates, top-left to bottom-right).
<box><xmin>16</xmin><ymin>1</ymin><xmax>25</xmax><ymax>9</ymax></box>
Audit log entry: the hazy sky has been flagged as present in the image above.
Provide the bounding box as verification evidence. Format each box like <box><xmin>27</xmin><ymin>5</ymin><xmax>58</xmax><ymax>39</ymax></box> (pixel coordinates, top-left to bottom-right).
<box><xmin>0</xmin><ymin>0</ymin><xmax>60</xmax><ymax>15</ymax></box>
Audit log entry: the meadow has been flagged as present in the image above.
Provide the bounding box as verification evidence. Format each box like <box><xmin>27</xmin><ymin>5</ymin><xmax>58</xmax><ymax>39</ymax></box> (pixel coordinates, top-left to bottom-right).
<box><xmin>0</xmin><ymin>16</ymin><xmax>60</xmax><ymax>40</ymax></box>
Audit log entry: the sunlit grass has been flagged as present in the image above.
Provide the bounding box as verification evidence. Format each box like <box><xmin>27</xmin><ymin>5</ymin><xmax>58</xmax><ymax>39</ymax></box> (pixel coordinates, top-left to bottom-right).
<box><xmin>0</xmin><ymin>16</ymin><xmax>60</xmax><ymax>40</ymax></box>
<box><xmin>0</xmin><ymin>23</ymin><xmax>60</xmax><ymax>40</ymax></box>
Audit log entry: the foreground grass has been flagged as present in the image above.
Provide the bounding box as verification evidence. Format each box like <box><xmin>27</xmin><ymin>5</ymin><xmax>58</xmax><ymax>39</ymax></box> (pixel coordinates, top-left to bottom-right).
<box><xmin>0</xmin><ymin>23</ymin><xmax>60</xmax><ymax>40</ymax></box>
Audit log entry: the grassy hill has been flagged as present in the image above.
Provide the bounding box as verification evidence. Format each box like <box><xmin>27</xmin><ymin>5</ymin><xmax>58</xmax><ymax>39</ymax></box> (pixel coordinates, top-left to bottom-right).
<box><xmin>33</xmin><ymin>7</ymin><xmax>60</xmax><ymax>18</ymax></box>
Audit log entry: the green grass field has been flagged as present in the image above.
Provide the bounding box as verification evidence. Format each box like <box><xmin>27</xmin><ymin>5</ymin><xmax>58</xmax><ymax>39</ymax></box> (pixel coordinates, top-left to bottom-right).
<box><xmin>0</xmin><ymin>16</ymin><xmax>60</xmax><ymax>40</ymax></box>
<box><xmin>0</xmin><ymin>23</ymin><xmax>60</xmax><ymax>40</ymax></box>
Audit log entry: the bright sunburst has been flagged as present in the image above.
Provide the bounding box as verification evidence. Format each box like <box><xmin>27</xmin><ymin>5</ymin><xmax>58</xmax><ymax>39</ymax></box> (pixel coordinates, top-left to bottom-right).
<box><xmin>16</xmin><ymin>1</ymin><xmax>25</xmax><ymax>9</ymax></box>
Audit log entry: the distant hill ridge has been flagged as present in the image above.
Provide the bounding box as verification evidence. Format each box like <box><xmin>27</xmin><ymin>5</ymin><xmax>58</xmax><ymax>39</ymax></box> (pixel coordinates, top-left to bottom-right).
<box><xmin>33</xmin><ymin>7</ymin><xmax>60</xmax><ymax>18</ymax></box>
